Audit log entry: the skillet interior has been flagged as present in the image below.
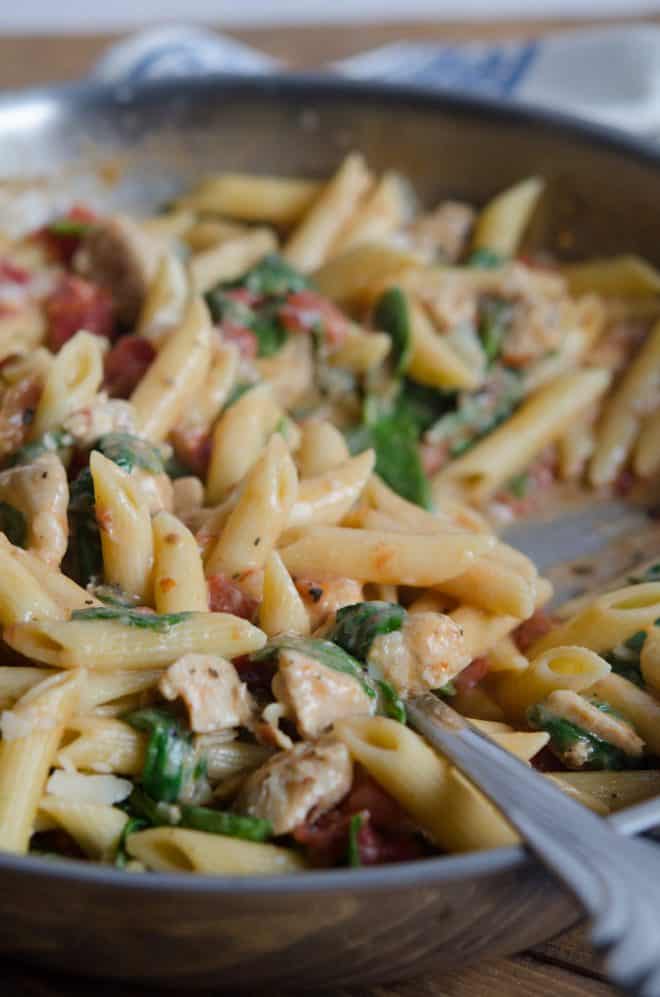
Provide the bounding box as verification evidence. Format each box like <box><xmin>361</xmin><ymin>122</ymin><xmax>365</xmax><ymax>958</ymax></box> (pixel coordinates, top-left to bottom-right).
<box><xmin>0</xmin><ymin>74</ymin><xmax>658</xmax><ymax>988</ymax></box>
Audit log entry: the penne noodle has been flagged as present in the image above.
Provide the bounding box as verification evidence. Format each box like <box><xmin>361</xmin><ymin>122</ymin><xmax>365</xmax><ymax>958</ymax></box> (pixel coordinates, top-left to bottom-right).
<box><xmin>152</xmin><ymin>510</ymin><xmax>209</xmax><ymax>613</ymax></box>
<box><xmin>190</xmin><ymin>228</ymin><xmax>278</xmax><ymax>294</ymax></box>
<box><xmin>471</xmin><ymin>177</ymin><xmax>544</xmax><ymax>257</ymax></box>
<box><xmin>179</xmin><ymin>173</ymin><xmax>322</xmax><ymax>225</ymax></box>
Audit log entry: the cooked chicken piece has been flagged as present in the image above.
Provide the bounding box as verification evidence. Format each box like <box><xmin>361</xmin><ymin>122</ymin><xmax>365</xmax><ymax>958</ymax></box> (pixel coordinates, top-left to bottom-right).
<box><xmin>159</xmin><ymin>654</ymin><xmax>255</xmax><ymax>734</ymax></box>
<box><xmin>543</xmin><ymin>690</ymin><xmax>644</xmax><ymax>759</ymax></box>
<box><xmin>272</xmin><ymin>649</ymin><xmax>372</xmax><ymax>739</ymax></box>
<box><xmin>0</xmin><ymin>453</ymin><xmax>68</xmax><ymax>566</ymax></box>
<box><xmin>295</xmin><ymin>577</ymin><xmax>364</xmax><ymax>631</ymax></box>
<box><xmin>407</xmin><ymin>201</ymin><xmax>475</xmax><ymax>262</ymax></box>
<box><xmin>75</xmin><ymin>215</ymin><xmax>161</xmax><ymax>324</ymax></box>
<box><xmin>62</xmin><ymin>394</ymin><xmax>137</xmax><ymax>449</ymax></box>
<box><xmin>0</xmin><ymin>374</ymin><xmax>42</xmax><ymax>461</ymax></box>
<box><xmin>235</xmin><ymin>735</ymin><xmax>352</xmax><ymax>835</ymax></box>
<box><xmin>367</xmin><ymin>611</ymin><xmax>470</xmax><ymax>696</ymax></box>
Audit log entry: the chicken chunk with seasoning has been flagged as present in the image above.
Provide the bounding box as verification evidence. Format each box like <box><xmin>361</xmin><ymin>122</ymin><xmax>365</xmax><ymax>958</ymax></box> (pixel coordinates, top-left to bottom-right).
<box><xmin>63</xmin><ymin>394</ymin><xmax>137</xmax><ymax>450</ymax></box>
<box><xmin>367</xmin><ymin>611</ymin><xmax>471</xmax><ymax>696</ymax></box>
<box><xmin>0</xmin><ymin>453</ymin><xmax>69</xmax><ymax>566</ymax></box>
<box><xmin>272</xmin><ymin>648</ymin><xmax>373</xmax><ymax>739</ymax></box>
<box><xmin>159</xmin><ymin>653</ymin><xmax>255</xmax><ymax>734</ymax></box>
<box><xmin>235</xmin><ymin>735</ymin><xmax>352</xmax><ymax>835</ymax></box>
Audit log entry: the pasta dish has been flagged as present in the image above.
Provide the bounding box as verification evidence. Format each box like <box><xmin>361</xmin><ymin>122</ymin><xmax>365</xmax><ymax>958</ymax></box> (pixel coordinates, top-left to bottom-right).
<box><xmin>0</xmin><ymin>155</ymin><xmax>658</xmax><ymax>875</ymax></box>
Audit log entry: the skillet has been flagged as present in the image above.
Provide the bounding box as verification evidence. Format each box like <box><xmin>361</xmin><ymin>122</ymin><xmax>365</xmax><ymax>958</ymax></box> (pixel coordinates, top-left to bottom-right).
<box><xmin>0</xmin><ymin>73</ymin><xmax>659</xmax><ymax>988</ymax></box>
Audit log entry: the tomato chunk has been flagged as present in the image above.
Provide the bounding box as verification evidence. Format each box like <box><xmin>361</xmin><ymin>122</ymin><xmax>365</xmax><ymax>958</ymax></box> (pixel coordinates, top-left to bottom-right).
<box><xmin>207</xmin><ymin>572</ymin><xmax>258</xmax><ymax>620</ymax></box>
<box><xmin>219</xmin><ymin>321</ymin><xmax>258</xmax><ymax>360</ymax></box>
<box><xmin>278</xmin><ymin>290</ymin><xmax>350</xmax><ymax>349</ymax></box>
<box><xmin>45</xmin><ymin>274</ymin><xmax>115</xmax><ymax>352</ymax></box>
<box><xmin>103</xmin><ymin>334</ymin><xmax>155</xmax><ymax>398</ymax></box>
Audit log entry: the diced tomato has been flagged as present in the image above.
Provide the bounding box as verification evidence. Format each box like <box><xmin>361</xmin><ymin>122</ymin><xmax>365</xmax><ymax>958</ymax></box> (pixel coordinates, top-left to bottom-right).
<box><xmin>454</xmin><ymin>655</ymin><xmax>491</xmax><ymax>694</ymax></box>
<box><xmin>103</xmin><ymin>334</ymin><xmax>155</xmax><ymax>398</ymax></box>
<box><xmin>170</xmin><ymin>426</ymin><xmax>212</xmax><ymax>478</ymax></box>
<box><xmin>293</xmin><ymin>769</ymin><xmax>425</xmax><ymax>867</ymax></box>
<box><xmin>278</xmin><ymin>290</ymin><xmax>350</xmax><ymax>349</ymax></box>
<box><xmin>233</xmin><ymin>654</ymin><xmax>277</xmax><ymax>694</ymax></box>
<box><xmin>38</xmin><ymin>204</ymin><xmax>97</xmax><ymax>265</ymax></box>
<box><xmin>513</xmin><ymin>609</ymin><xmax>557</xmax><ymax>653</ymax></box>
<box><xmin>0</xmin><ymin>259</ymin><xmax>30</xmax><ymax>285</ymax></box>
<box><xmin>219</xmin><ymin>321</ymin><xmax>258</xmax><ymax>360</ymax></box>
<box><xmin>207</xmin><ymin>572</ymin><xmax>259</xmax><ymax>621</ymax></box>
<box><xmin>45</xmin><ymin>274</ymin><xmax>115</xmax><ymax>352</ymax></box>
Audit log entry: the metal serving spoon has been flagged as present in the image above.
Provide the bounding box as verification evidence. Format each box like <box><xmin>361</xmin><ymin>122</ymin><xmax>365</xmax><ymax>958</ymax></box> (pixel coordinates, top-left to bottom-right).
<box><xmin>408</xmin><ymin>694</ymin><xmax>660</xmax><ymax>997</ymax></box>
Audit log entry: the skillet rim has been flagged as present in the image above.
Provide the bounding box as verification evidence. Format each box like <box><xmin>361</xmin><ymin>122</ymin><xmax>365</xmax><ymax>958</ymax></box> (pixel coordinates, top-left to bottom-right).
<box><xmin>0</xmin><ymin>70</ymin><xmax>656</xmax><ymax>895</ymax></box>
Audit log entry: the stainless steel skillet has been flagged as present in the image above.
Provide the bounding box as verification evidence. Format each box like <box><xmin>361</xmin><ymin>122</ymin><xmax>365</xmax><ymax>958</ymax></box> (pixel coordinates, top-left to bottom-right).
<box><xmin>0</xmin><ymin>74</ymin><xmax>659</xmax><ymax>990</ymax></box>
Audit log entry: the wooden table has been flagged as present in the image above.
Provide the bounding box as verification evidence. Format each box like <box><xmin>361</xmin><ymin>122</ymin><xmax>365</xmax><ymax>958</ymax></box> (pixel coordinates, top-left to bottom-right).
<box><xmin>2</xmin><ymin>16</ymin><xmax>657</xmax><ymax>996</ymax></box>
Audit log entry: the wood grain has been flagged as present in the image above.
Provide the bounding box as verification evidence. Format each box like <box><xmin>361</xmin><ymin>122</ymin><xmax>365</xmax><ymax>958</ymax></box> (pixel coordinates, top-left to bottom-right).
<box><xmin>0</xmin><ymin>19</ymin><xmax>640</xmax><ymax>997</ymax></box>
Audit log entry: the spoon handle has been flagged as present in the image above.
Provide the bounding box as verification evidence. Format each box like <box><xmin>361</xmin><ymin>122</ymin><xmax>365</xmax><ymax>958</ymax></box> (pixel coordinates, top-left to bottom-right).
<box><xmin>408</xmin><ymin>693</ymin><xmax>660</xmax><ymax>997</ymax></box>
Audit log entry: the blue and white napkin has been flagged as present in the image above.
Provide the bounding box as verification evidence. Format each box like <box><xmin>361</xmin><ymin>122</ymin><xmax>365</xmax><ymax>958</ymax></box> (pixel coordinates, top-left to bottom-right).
<box><xmin>92</xmin><ymin>23</ymin><xmax>660</xmax><ymax>138</ymax></box>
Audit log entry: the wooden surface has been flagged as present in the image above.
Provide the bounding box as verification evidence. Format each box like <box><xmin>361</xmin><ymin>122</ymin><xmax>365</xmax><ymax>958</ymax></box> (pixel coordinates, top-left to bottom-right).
<box><xmin>0</xmin><ymin>17</ymin><xmax>650</xmax><ymax>996</ymax></box>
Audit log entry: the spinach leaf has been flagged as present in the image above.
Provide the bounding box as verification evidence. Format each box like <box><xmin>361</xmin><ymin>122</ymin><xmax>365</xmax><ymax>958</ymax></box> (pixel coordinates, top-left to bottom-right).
<box><xmin>0</xmin><ymin>502</ymin><xmax>26</xmax><ymax>547</ymax></box>
<box><xmin>467</xmin><ymin>248</ymin><xmax>503</xmax><ymax>268</ymax></box>
<box><xmin>507</xmin><ymin>473</ymin><xmax>530</xmax><ymax>499</ymax></box>
<box><xmin>251</xmin><ymin>635</ymin><xmax>376</xmax><ymax>699</ymax></box>
<box><xmin>477</xmin><ymin>298</ymin><xmax>512</xmax><ymax>366</ymax></box>
<box><xmin>123</xmin><ymin>708</ymin><xmax>198</xmax><ymax>803</ymax></box>
<box><xmin>376</xmin><ymin>680</ymin><xmax>407</xmax><ymax>725</ymax></box>
<box><xmin>94</xmin><ymin>432</ymin><xmax>164</xmax><ymax>475</ymax></box>
<box><xmin>373</xmin><ymin>287</ymin><xmax>412</xmax><ymax>376</ymax></box>
<box><xmin>527</xmin><ymin>703</ymin><xmax>631</xmax><ymax>771</ymax></box>
<box><xmin>329</xmin><ymin>601</ymin><xmax>406</xmax><ymax>662</ymax></box>
<box><xmin>426</xmin><ymin>367</ymin><xmax>523</xmax><ymax>459</ymax></box>
<box><xmin>347</xmin><ymin>813</ymin><xmax>364</xmax><ymax>867</ymax></box>
<box><xmin>71</xmin><ymin>607</ymin><xmax>191</xmax><ymax>632</ymax></box>
<box><xmin>11</xmin><ymin>428</ymin><xmax>74</xmax><ymax>467</ymax></box>
<box><xmin>251</xmin><ymin>304</ymin><xmax>289</xmax><ymax>357</ymax></box>
<box><xmin>114</xmin><ymin>816</ymin><xmax>147</xmax><ymax>868</ymax></box>
<box><xmin>65</xmin><ymin>467</ymin><xmax>102</xmax><ymax>587</ymax></box>
<box><xmin>229</xmin><ymin>254</ymin><xmax>312</xmax><ymax>297</ymax></box>
<box><xmin>348</xmin><ymin>400</ymin><xmax>432</xmax><ymax>509</ymax></box>
<box><xmin>127</xmin><ymin>787</ymin><xmax>273</xmax><ymax>842</ymax></box>
<box><xmin>396</xmin><ymin>379</ymin><xmax>455</xmax><ymax>433</ymax></box>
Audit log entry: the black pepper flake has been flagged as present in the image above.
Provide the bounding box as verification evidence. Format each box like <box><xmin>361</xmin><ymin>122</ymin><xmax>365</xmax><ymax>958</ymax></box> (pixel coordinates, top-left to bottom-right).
<box><xmin>22</xmin><ymin>408</ymin><xmax>35</xmax><ymax>426</ymax></box>
<box><xmin>41</xmin><ymin>472</ymin><xmax>48</xmax><ymax>479</ymax></box>
<box><xmin>308</xmin><ymin>585</ymin><xmax>323</xmax><ymax>603</ymax></box>
<box><xmin>254</xmin><ymin>537</ymin><xmax>261</xmax><ymax>546</ymax></box>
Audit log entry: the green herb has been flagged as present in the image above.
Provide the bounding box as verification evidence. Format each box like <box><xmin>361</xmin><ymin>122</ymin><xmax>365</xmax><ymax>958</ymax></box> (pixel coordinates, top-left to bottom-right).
<box><xmin>527</xmin><ymin>703</ymin><xmax>631</xmax><ymax>770</ymax></box>
<box><xmin>71</xmin><ymin>607</ymin><xmax>191</xmax><ymax>632</ymax></box>
<box><xmin>94</xmin><ymin>433</ymin><xmax>164</xmax><ymax>475</ymax></box>
<box><xmin>373</xmin><ymin>286</ymin><xmax>412</xmax><ymax>376</ymax></box>
<box><xmin>127</xmin><ymin>787</ymin><xmax>272</xmax><ymax>842</ymax></box>
<box><xmin>0</xmin><ymin>502</ymin><xmax>26</xmax><ymax>548</ymax></box>
<box><xmin>11</xmin><ymin>428</ymin><xmax>74</xmax><ymax>467</ymax></box>
<box><xmin>229</xmin><ymin>253</ymin><xmax>312</xmax><ymax>297</ymax></box>
<box><xmin>65</xmin><ymin>467</ymin><xmax>102</xmax><ymax>587</ymax></box>
<box><xmin>114</xmin><ymin>816</ymin><xmax>147</xmax><ymax>868</ymax></box>
<box><xmin>329</xmin><ymin>601</ymin><xmax>406</xmax><ymax>662</ymax></box>
<box><xmin>395</xmin><ymin>379</ymin><xmax>455</xmax><ymax>433</ymax></box>
<box><xmin>376</xmin><ymin>680</ymin><xmax>407</xmax><ymax>724</ymax></box>
<box><xmin>477</xmin><ymin>298</ymin><xmax>512</xmax><ymax>366</ymax></box>
<box><xmin>347</xmin><ymin>813</ymin><xmax>364</xmax><ymax>867</ymax></box>
<box><xmin>250</xmin><ymin>304</ymin><xmax>289</xmax><ymax>357</ymax></box>
<box><xmin>507</xmin><ymin>473</ymin><xmax>530</xmax><ymax>499</ymax></box>
<box><xmin>47</xmin><ymin>217</ymin><xmax>92</xmax><ymax>237</ymax></box>
<box><xmin>224</xmin><ymin>382</ymin><xmax>254</xmax><ymax>411</ymax></box>
<box><xmin>251</xmin><ymin>635</ymin><xmax>376</xmax><ymax>699</ymax></box>
<box><xmin>467</xmin><ymin>248</ymin><xmax>503</xmax><ymax>268</ymax></box>
<box><xmin>436</xmin><ymin>681</ymin><xmax>457</xmax><ymax>697</ymax></box>
<box><xmin>124</xmin><ymin>709</ymin><xmax>198</xmax><ymax>803</ymax></box>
